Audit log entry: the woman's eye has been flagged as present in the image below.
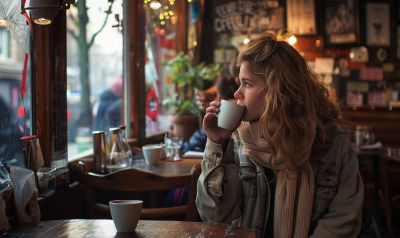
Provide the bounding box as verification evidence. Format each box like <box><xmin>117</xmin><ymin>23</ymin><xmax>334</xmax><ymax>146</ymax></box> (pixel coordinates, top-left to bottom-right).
<box><xmin>239</xmin><ymin>79</ymin><xmax>252</xmax><ymax>88</ymax></box>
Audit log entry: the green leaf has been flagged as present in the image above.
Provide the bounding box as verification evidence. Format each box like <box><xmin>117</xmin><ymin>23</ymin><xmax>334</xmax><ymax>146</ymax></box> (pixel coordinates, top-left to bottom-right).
<box><xmin>164</xmin><ymin>53</ymin><xmax>221</xmax><ymax>115</ymax></box>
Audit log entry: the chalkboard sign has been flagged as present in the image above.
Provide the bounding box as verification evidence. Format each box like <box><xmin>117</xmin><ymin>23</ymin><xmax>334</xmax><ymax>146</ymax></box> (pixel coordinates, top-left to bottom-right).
<box><xmin>212</xmin><ymin>0</ymin><xmax>285</xmax><ymax>72</ymax></box>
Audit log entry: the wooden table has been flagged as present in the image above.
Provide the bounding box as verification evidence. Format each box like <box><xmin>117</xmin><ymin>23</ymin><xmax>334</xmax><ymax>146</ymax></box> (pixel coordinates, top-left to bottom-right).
<box><xmin>75</xmin><ymin>156</ymin><xmax>202</xmax><ymax>177</ymax></box>
<box><xmin>5</xmin><ymin>219</ymin><xmax>255</xmax><ymax>238</ymax></box>
<box><xmin>130</xmin><ymin>157</ymin><xmax>202</xmax><ymax>177</ymax></box>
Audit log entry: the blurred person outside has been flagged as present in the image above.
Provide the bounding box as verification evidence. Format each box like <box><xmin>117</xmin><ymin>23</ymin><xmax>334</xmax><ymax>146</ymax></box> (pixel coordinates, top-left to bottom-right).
<box><xmin>92</xmin><ymin>76</ymin><xmax>123</xmax><ymax>132</ymax></box>
<box><xmin>0</xmin><ymin>95</ymin><xmax>25</xmax><ymax>167</ymax></box>
<box><xmin>167</xmin><ymin>67</ymin><xmax>240</xmax><ymax>215</ymax></box>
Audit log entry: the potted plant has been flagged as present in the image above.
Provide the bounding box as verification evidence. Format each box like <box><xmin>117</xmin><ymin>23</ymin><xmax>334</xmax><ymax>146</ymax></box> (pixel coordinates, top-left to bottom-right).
<box><xmin>163</xmin><ymin>53</ymin><xmax>220</xmax><ymax>140</ymax></box>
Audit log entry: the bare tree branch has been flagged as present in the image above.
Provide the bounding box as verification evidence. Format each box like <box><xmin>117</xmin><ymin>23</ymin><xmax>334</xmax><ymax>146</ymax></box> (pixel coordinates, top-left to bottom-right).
<box><xmin>88</xmin><ymin>1</ymin><xmax>114</xmax><ymax>49</ymax></box>
<box><xmin>67</xmin><ymin>11</ymin><xmax>78</xmax><ymax>27</ymax></box>
<box><xmin>67</xmin><ymin>28</ymin><xmax>78</xmax><ymax>40</ymax></box>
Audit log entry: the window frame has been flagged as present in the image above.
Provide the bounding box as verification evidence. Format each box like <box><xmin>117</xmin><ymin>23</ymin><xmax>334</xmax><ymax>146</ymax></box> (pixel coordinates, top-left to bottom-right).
<box><xmin>125</xmin><ymin>0</ymin><xmax>189</xmax><ymax>144</ymax></box>
<box><xmin>32</xmin><ymin>1</ymin><xmax>189</xmax><ymax>165</ymax></box>
<box><xmin>0</xmin><ymin>27</ymin><xmax>10</xmax><ymax>59</ymax></box>
<box><xmin>33</xmin><ymin>10</ymin><xmax>67</xmax><ymax>167</ymax></box>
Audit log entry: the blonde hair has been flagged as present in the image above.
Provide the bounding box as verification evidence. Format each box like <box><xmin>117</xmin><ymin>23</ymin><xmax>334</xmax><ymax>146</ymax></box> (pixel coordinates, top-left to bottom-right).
<box><xmin>238</xmin><ymin>34</ymin><xmax>339</xmax><ymax>161</ymax></box>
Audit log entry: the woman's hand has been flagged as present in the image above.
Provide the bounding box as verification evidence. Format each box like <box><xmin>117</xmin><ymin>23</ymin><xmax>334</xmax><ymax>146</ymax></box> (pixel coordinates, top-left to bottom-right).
<box><xmin>203</xmin><ymin>100</ymin><xmax>234</xmax><ymax>144</ymax></box>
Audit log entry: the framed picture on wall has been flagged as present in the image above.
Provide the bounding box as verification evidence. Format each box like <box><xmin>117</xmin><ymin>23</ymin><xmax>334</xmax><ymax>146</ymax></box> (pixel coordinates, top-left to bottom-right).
<box><xmin>397</xmin><ymin>25</ymin><xmax>400</xmax><ymax>59</ymax></box>
<box><xmin>286</xmin><ymin>0</ymin><xmax>316</xmax><ymax>35</ymax></box>
<box><xmin>323</xmin><ymin>0</ymin><xmax>359</xmax><ymax>46</ymax></box>
<box><xmin>398</xmin><ymin>0</ymin><xmax>400</xmax><ymax>22</ymax></box>
<box><xmin>366</xmin><ymin>2</ymin><xmax>390</xmax><ymax>47</ymax></box>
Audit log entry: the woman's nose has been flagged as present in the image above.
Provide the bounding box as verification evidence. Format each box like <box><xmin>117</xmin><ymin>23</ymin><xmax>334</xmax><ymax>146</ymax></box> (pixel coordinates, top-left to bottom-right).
<box><xmin>234</xmin><ymin>88</ymin><xmax>242</xmax><ymax>100</ymax></box>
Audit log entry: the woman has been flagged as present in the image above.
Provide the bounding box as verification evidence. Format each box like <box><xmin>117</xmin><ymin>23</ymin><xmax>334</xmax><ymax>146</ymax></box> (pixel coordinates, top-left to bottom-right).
<box><xmin>196</xmin><ymin>34</ymin><xmax>364</xmax><ymax>238</ymax></box>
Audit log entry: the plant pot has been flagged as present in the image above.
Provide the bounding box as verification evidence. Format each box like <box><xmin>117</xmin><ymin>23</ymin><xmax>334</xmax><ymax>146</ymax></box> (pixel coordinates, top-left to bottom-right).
<box><xmin>171</xmin><ymin>115</ymin><xmax>200</xmax><ymax>141</ymax></box>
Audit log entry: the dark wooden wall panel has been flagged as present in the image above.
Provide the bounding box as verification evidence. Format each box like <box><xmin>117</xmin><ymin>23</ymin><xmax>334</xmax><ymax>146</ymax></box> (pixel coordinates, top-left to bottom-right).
<box><xmin>341</xmin><ymin>108</ymin><xmax>400</xmax><ymax>146</ymax></box>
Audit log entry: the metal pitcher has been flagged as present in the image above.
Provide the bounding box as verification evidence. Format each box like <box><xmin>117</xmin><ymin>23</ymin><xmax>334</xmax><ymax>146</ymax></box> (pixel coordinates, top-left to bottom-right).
<box><xmin>92</xmin><ymin>131</ymin><xmax>108</xmax><ymax>174</ymax></box>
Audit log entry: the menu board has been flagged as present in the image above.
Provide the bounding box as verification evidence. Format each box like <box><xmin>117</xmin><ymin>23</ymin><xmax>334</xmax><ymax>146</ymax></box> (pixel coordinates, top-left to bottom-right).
<box><xmin>212</xmin><ymin>0</ymin><xmax>285</xmax><ymax>71</ymax></box>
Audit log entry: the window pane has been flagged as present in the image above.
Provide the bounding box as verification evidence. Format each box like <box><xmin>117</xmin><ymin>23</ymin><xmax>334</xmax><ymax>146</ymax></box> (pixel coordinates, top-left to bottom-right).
<box><xmin>0</xmin><ymin>19</ymin><xmax>32</xmax><ymax>167</ymax></box>
<box><xmin>67</xmin><ymin>0</ymin><xmax>123</xmax><ymax>157</ymax></box>
<box><xmin>144</xmin><ymin>0</ymin><xmax>181</xmax><ymax>136</ymax></box>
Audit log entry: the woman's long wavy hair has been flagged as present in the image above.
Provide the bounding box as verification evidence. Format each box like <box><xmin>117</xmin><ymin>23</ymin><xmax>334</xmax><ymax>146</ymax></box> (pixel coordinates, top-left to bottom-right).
<box><xmin>238</xmin><ymin>34</ymin><xmax>339</xmax><ymax>164</ymax></box>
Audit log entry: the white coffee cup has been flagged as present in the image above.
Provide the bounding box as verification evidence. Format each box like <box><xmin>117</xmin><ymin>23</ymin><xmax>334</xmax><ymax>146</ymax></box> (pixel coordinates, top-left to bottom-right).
<box><xmin>142</xmin><ymin>144</ymin><xmax>164</xmax><ymax>165</ymax></box>
<box><xmin>109</xmin><ymin>200</ymin><xmax>143</xmax><ymax>233</ymax></box>
<box><xmin>217</xmin><ymin>99</ymin><xmax>245</xmax><ymax>130</ymax></box>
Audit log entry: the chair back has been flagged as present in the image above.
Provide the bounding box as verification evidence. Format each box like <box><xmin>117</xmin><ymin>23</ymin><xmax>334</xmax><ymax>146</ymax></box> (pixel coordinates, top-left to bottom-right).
<box><xmin>186</xmin><ymin>163</ymin><xmax>202</xmax><ymax>221</ymax></box>
<box><xmin>78</xmin><ymin>162</ymin><xmax>200</xmax><ymax>221</ymax></box>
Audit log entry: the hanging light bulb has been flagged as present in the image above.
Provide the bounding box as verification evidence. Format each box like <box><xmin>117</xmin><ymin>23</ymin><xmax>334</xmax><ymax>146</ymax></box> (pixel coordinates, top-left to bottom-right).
<box><xmin>25</xmin><ymin>0</ymin><xmax>73</xmax><ymax>25</ymax></box>
<box><xmin>287</xmin><ymin>35</ymin><xmax>297</xmax><ymax>46</ymax></box>
<box><xmin>149</xmin><ymin>0</ymin><xmax>161</xmax><ymax>10</ymax></box>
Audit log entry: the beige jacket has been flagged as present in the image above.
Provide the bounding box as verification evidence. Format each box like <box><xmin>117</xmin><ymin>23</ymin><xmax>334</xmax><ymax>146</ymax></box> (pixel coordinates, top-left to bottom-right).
<box><xmin>196</xmin><ymin>128</ymin><xmax>364</xmax><ymax>238</ymax></box>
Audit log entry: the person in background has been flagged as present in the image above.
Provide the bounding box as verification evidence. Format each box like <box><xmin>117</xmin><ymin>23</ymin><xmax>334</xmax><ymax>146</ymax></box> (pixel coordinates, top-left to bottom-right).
<box><xmin>196</xmin><ymin>34</ymin><xmax>364</xmax><ymax>237</ymax></box>
<box><xmin>0</xmin><ymin>96</ymin><xmax>24</xmax><ymax>167</ymax></box>
<box><xmin>167</xmin><ymin>67</ymin><xmax>240</xmax><ymax>216</ymax></box>
<box><xmin>182</xmin><ymin>64</ymin><xmax>240</xmax><ymax>154</ymax></box>
<box><xmin>93</xmin><ymin>76</ymin><xmax>123</xmax><ymax>132</ymax></box>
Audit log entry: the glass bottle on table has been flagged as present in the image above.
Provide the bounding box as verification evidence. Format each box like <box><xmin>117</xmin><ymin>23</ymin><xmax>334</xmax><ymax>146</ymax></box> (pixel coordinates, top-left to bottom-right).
<box><xmin>107</xmin><ymin>127</ymin><xmax>129</xmax><ymax>173</ymax></box>
<box><xmin>119</xmin><ymin>125</ymin><xmax>133</xmax><ymax>163</ymax></box>
<box><xmin>164</xmin><ymin>131</ymin><xmax>182</xmax><ymax>161</ymax></box>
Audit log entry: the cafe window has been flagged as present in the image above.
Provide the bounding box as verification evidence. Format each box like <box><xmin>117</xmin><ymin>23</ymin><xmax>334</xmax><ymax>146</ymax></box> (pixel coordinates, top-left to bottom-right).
<box><xmin>0</xmin><ymin>27</ymin><xmax>10</xmax><ymax>59</ymax></box>
<box><xmin>143</xmin><ymin>0</ymin><xmax>187</xmax><ymax>137</ymax></box>
<box><xmin>67</xmin><ymin>0</ymin><xmax>124</xmax><ymax>156</ymax></box>
<box><xmin>0</xmin><ymin>13</ymin><xmax>32</xmax><ymax>167</ymax></box>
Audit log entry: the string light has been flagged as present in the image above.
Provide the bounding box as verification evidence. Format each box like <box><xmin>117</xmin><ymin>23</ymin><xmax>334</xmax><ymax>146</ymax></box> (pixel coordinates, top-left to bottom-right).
<box><xmin>149</xmin><ymin>0</ymin><xmax>161</xmax><ymax>10</ymax></box>
<box><xmin>171</xmin><ymin>16</ymin><xmax>177</xmax><ymax>24</ymax></box>
<box><xmin>159</xmin><ymin>28</ymin><xmax>166</xmax><ymax>35</ymax></box>
<box><xmin>144</xmin><ymin>0</ymin><xmax>177</xmax><ymax>29</ymax></box>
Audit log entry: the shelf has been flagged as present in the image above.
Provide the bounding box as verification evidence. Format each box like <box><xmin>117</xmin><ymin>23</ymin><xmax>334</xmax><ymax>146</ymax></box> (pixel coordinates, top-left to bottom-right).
<box><xmin>340</xmin><ymin>103</ymin><xmax>400</xmax><ymax>111</ymax></box>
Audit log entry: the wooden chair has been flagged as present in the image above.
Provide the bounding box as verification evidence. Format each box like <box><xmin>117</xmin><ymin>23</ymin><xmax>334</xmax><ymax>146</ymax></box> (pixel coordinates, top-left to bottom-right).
<box><xmin>359</xmin><ymin>152</ymin><xmax>400</xmax><ymax>238</ymax></box>
<box><xmin>186</xmin><ymin>163</ymin><xmax>201</xmax><ymax>221</ymax></box>
<box><xmin>78</xmin><ymin>162</ymin><xmax>201</xmax><ymax>221</ymax></box>
<box><xmin>379</xmin><ymin>155</ymin><xmax>400</xmax><ymax>238</ymax></box>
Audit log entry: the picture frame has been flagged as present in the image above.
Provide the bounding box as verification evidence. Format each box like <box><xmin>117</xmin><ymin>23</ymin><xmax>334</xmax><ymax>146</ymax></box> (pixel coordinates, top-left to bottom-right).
<box><xmin>286</xmin><ymin>0</ymin><xmax>316</xmax><ymax>35</ymax></box>
<box><xmin>366</xmin><ymin>2</ymin><xmax>390</xmax><ymax>47</ymax></box>
<box><xmin>398</xmin><ymin>0</ymin><xmax>400</xmax><ymax>22</ymax></box>
<box><xmin>323</xmin><ymin>0</ymin><xmax>359</xmax><ymax>46</ymax></box>
<box><xmin>398</xmin><ymin>25</ymin><xmax>400</xmax><ymax>59</ymax></box>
